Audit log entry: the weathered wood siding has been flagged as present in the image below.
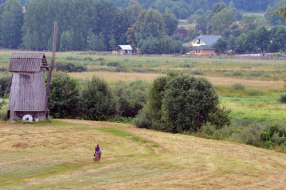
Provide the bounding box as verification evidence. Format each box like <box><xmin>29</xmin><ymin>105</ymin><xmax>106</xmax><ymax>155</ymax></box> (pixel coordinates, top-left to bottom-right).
<box><xmin>8</xmin><ymin>72</ymin><xmax>46</xmax><ymax>112</ymax></box>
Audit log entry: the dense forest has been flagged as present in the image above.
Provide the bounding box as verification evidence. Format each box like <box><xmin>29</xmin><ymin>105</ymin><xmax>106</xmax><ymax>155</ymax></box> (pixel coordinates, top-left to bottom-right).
<box><xmin>0</xmin><ymin>0</ymin><xmax>286</xmax><ymax>54</ymax></box>
<box><xmin>1</xmin><ymin>0</ymin><xmax>286</xmax><ymax>18</ymax></box>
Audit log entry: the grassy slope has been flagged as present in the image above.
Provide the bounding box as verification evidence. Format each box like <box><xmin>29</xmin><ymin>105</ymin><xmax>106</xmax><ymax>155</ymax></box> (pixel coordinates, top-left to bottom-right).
<box><xmin>1</xmin><ymin>119</ymin><xmax>286</xmax><ymax>189</ymax></box>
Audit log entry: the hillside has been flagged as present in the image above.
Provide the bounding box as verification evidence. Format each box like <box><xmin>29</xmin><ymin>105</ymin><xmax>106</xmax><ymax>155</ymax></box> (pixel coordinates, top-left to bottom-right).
<box><xmin>1</xmin><ymin>119</ymin><xmax>286</xmax><ymax>189</ymax></box>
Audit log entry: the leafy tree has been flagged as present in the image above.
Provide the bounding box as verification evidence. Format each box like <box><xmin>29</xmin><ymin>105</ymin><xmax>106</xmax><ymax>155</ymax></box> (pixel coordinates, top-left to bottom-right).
<box><xmin>241</xmin><ymin>15</ymin><xmax>259</xmax><ymax>32</ymax></box>
<box><xmin>255</xmin><ymin>26</ymin><xmax>269</xmax><ymax>52</ymax></box>
<box><xmin>60</xmin><ymin>30</ymin><xmax>73</xmax><ymax>52</ymax></box>
<box><xmin>211</xmin><ymin>8</ymin><xmax>237</xmax><ymax>34</ymax></box>
<box><xmin>162</xmin><ymin>75</ymin><xmax>229</xmax><ymax>133</ymax></box>
<box><xmin>162</xmin><ymin>8</ymin><xmax>178</xmax><ymax>36</ymax></box>
<box><xmin>108</xmin><ymin>34</ymin><xmax>116</xmax><ymax>51</ymax></box>
<box><xmin>112</xmin><ymin>80</ymin><xmax>149</xmax><ymax>117</ymax></box>
<box><xmin>268</xmin><ymin>26</ymin><xmax>286</xmax><ymax>52</ymax></box>
<box><xmin>134</xmin><ymin>73</ymin><xmax>230</xmax><ymax>133</ymax></box>
<box><xmin>195</xmin><ymin>15</ymin><xmax>208</xmax><ymax>35</ymax></box>
<box><xmin>0</xmin><ymin>0</ymin><xmax>23</xmax><ymax>49</ymax></box>
<box><xmin>139</xmin><ymin>9</ymin><xmax>166</xmax><ymax>40</ymax></box>
<box><xmin>244</xmin><ymin>30</ymin><xmax>257</xmax><ymax>53</ymax></box>
<box><xmin>79</xmin><ymin>76</ymin><xmax>118</xmax><ymax>121</ymax></box>
<box><xmin>22</xmin><ymin>0</ymin><xmax>97</xmax><ymax>51</ymax></box>
<box><xmin>212</xmin><ymin>38</ymin><xmax>227</xmax><ymax>53</ymax></box>
<box><xmin>184</xmin><ymin>27</ymin><xmax>200</xmax><ymax>42</ymax></box>
<box><xmin>49</xmin><ymin>71</ymin><xmax>80</xmax><ymax>119</ymax></box>
<box><xmin>210</xmin><ymin>2</ymin><xmax>227</xmax><ymax>18</ymax></box>
<box><xmin>126</xmin><ymin>0</ymin><xmax>142</xmax><ymax>26</ymax></box>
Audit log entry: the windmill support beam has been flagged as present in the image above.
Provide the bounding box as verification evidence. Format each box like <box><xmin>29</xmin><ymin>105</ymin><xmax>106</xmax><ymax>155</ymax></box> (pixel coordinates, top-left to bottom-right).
<box><xmin>45</xmin><ymin>22</ymin><xmax>58</xmax><ymax>120</ymax></box>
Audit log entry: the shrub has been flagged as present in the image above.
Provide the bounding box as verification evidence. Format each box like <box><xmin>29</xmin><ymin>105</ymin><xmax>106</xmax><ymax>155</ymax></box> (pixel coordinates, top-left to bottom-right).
<box><xmin>115</xmin><ymin>65</ymin><xmax>128</xmax><ymax>72</ymax></box>
<box><xmin>107</xmin><ymin>62</ymin><xmax>120</xmax><ymax>67</ymax></box>
<box><xmin>162</xmin><ymin>75</ymin><xmax>229</xmax><ymax>133</ymax></box>
<box><xmin>48</xmin><ymin>71</ymin><xmax>80</xmax><ymax>119</ymax></box>
<box><xmin>231</xmin><ymin>83</ymin><xmax>245</xmax><ymax>90</ymax></box>
<box><xmin>79</xmin><ymin>76</ymin><xmax>118</xmax><ymax>120</ymax></box>
<box><xmin>95</xmin><ymin>57</ymin><xmax>105</xmax><ymax>62</ymax></box>
<box><xmin>133</xmin><ymin>107</ymin><xmax>152</xmax><ymax>129</ymax></box>
<box><xmin>233</xmin><ymin>124</ymin><xmax>262</xmax><ymax>147</ymax></box>
<box><xmin>83</xmin><ymin>57</ymin><xmax>93</xmax><ymax>61</ymax></box>
<box><xmin>278</xmin><ymin>93</ymin><xmax>286</xmax><ymax>103</ymax></box>
<box><xmin>0</xmin><ymin>67</ymin><xmax>7</xmax><ymax>72</ymax></box>
<box><xmin>246</xmin><ymin>88</ymin><xmax>265</xmax><ymax>96</ymax></box>
<box><xmin>181</xmin><ymin>64</ymin><xmax>190</xmax><ymax>68</ymax></box>
<box><xmin>189</xmin><ymin>70</ymin><xmax>204</xmax><ymax>75</ymax></box>
<box><xmin>0</xmin><ymin>76</ymin><xmax>11</xmax><ymax>97</ymax></box>
<box><xmin>112</xmin><ymin>80</ymin><xmax>149</xmax><ymax>117</ymax></box>
<box><xmin>55</xmin><ymin>62</ymin><xmax>87</xmax><ymax>72</ymax></box>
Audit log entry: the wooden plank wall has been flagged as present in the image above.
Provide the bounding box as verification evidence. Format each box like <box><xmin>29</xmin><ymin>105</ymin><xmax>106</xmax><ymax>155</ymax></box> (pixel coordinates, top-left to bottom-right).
<box><xmin>8</xmin><ymin>72</ymin><xmax>47</xmax><ymax>112</ymax></box>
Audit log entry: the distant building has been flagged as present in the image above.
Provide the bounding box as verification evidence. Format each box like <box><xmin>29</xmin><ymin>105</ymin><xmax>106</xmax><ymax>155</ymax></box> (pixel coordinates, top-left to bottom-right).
<box><xmin>193</xmin><ymin>45</ymin><xmax>215</xmax><ymax>56</ymax></box>
<box><xmin>117</xmin><ymin>45</ymin><xmax>133</xmax><ymax>55</ymax></box>
<box><xmin>172</xmin><ymin>29</ymin><xmax>188</xmax><ymax>40</ymax></box>
<box><xmin>191</xmin><ymin>35</ymin><xmax>221</xmax><ymax>47</ymax></box>
<box><xmin>190</xmin><ymin>35</ymin><xmax>222</xmax><ymax>56</ymax></box>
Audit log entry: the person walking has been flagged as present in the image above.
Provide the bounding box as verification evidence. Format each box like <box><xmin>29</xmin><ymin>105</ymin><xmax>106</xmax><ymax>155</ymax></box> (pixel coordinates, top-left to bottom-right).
<box><xmin>94</xmin><ymin>144</ymin><xmax>102</xmax><ymax>163</ymax></box>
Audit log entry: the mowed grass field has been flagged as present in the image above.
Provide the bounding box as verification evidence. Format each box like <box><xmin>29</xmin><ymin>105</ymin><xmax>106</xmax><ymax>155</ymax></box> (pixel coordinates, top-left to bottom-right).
<box><xmin>1</xmin><ymin>50</ymin><xmax>286</xmax><ymax>189</ymax></box>
<box><xmin>1</xmin><ymin>119</ymin><xmax>286</xmax><ymax>189</ymax></box>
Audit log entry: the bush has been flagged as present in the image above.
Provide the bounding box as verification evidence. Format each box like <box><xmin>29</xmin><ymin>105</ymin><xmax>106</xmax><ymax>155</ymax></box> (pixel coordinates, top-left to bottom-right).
<box><xmin>246</xmin><ymin>88</ymin><xmax>265</xmax><ymax>96</ymax></box>
<box><xmin>133</xmin><ymin>107</ymin><xmax>152</xmax><ymax>129</ymax></box>
<box><xmin>79</xmin><ymin>76</ymin><xmax>118</xmax><ymax>120</ymax></box>
<box><xmin>0</xmin><ymin>76</ymin><xmax>11</xmax><ymax>97</ymax></box>
<box><xmin>278</xmin><ymin>93</ymin><xmax>286</xmax><ymax>103</ymax></box>
<box><xmin>162</xmin><ymin>75</ymin><xmax>229</xmax><ymax>133</ymax></box>
<box><xmin>112</xmin><ymin>80</ymin><xmax>149</xmax><ymax>117</ymax></box>
<box><xmin>189</xmin><ymin>70</ymin><xmax>204</xmax><ymax>75</ymax></box>
<box><xmin>107</xmin><ymin>62</ymin><xmax>120</xmax><ymax>67</ymax></box>
<box><xmin>48</xmin><ymin>71</ymin><xmax>80</xmax><ymax>118</ymax></box>
<box><xmin>55</xmin><ymin>62</ymin><xmax>87</xmax><ymax>72</ymax></box>
<box><xmin>231</xmin><ymin>83</ymin><xmax>245</xmax><ymax>90</ymax></box>
<box><xmin>0</xmin><ymin>67</ymin><xmax>7</xmax><ymax>72</ymax></box>
<box><xmin>233</xmin><ymin>124</ymin><xmax>262</xmax><ymax>147</ymax></box>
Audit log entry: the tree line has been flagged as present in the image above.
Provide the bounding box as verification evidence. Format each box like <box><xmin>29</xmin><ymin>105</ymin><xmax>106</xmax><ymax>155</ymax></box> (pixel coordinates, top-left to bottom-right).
<box><xmin>1</xmin><ymin>0</ymin><xmax>282</xmax><ymax>19</ymax></box>
<box><xmin>0</xmin><ymin>0</ymin><xmax>182</xmax><ymax>54</ymax></box>
<box><xmin>1</xmin><ymin>0</ymin><xmax>286</xmax><ymax>54</ymax></box>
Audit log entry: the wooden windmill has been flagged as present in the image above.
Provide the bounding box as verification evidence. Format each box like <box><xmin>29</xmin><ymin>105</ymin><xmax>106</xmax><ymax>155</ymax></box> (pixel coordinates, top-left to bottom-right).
<box><xmin>6</xmin><ymin>23</ymin><xmax>58</xmax><ymax>121</ymax></box>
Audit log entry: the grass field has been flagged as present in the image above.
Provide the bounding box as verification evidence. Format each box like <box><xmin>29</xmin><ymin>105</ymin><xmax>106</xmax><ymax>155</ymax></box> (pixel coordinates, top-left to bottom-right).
<box><xmin>1</xmin><ymin>119</ymin><xmax>286</xmax><ymax>189</ymax></box>
<box><xmin>1</xmin><ymin>50</ymin><xmax>286</xmax><ymax>189</ymax></box>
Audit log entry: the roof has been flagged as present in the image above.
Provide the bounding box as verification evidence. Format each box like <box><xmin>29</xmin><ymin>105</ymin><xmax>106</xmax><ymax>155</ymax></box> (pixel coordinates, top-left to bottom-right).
<box><xmin>194</xmin><ymin>35</ymin><xmax>222</xmax><ymax>46</ymax></box>
<box><xmin>8</xmin><ymin>53</ymin><xmax>48</xmax><ymax>72</ymax></box>
<box><xmin>118</xmin><ymin>45</ymin><xmax>133</xmax><ymax>51</ymax></box>
<box><xmin>183</xmin><ymin>42</ymin><xmax>191</xmax><ymax>47</ymax></box>
<box><xmin>172</xmin><ymin>29</ymin><xmax>188</xmax><ymax>39</ymax></box>
<box><xmin>193</xmin><ymin>45</ymin><xmax>215</xmax><ymax>50</ymax></box>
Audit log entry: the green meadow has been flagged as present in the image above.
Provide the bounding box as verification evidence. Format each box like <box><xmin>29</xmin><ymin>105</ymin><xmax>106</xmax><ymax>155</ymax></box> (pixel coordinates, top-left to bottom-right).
<box><xmin>1</xmin><ymin>50</ymin><xmax>285</xmax><ymax>122</ymax></box>
<box><xmin>0</xmin><ymin>50</ymin><xmax>286</xmax><ymax>189</ymax></box>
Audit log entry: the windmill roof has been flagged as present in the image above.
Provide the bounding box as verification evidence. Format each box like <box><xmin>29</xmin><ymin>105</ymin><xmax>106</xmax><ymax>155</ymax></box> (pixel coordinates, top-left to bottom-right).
<box><xmin>8</xmin><ymin>53</ymin><xmax>48</xmax><ymax>72</ymax></box>
<box><xmin>195</xmin><ymin>35</ymin><xmax>222</xmax><ymax>46</ymax></box>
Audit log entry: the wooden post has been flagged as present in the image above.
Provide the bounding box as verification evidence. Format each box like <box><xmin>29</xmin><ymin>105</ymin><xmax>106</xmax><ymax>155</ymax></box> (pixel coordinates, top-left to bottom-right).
<box><xmin>45</xmin><ymin>22</ymin><xmax>58</xmax><ymax>119</ymax></box>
